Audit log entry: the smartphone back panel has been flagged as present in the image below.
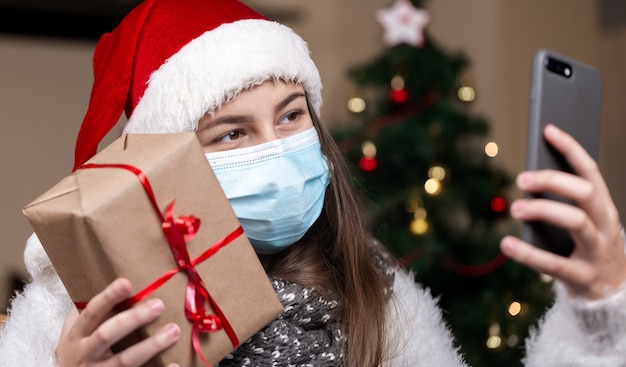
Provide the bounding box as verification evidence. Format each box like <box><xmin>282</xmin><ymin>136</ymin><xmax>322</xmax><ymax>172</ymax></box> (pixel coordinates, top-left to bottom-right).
<box><xmin>522</xmin><ymin>49</ymin><xmax>602</xmax><ymax>256</ymax></box>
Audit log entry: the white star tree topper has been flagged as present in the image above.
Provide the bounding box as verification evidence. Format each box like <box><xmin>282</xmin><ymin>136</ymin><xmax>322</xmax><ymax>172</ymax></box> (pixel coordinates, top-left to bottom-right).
<box><xmin>377</xmin><ymin>0</ymin><xmax>431</xmax><ymax>47</ymax></box>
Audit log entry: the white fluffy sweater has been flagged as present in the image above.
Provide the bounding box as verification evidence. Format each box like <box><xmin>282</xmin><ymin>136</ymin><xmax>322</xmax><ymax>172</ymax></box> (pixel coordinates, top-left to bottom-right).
<box><xmin>2</xmin><ymin>234</ymin><xmax>626</xmax><ymax>366</ymax></box>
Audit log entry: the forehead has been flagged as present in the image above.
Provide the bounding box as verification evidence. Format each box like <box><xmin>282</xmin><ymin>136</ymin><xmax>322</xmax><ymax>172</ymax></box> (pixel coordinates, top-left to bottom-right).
<box><xmin>213</xmin><ymin>80</ymin><xmax>306</xmax><ymax>114</ymax></box>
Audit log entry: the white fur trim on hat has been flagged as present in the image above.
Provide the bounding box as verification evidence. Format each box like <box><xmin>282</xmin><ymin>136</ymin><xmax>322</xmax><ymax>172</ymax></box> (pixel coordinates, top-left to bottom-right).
<box><xmin>123</xmin><ymin>19</ymin><xmax>322</xmax><ymax>135</ymax></box>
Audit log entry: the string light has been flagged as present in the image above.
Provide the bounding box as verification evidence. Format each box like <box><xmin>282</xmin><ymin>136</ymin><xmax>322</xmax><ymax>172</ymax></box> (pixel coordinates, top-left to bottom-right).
<box><xmin>486</xmin><ymin>322</ymin><xmax>502</xmax><ymax>349</ymax></box>
<box><xmin>486</xmin><ymin>335</ymin><xmax>502</xmax><ymax>349</ymax></box>
<box><xmin>508</xmin><ymin>301</ymin><xmax>521</xmax><ymax>317</ymax></box>
<box><xmin>424</xmin><ymin>178</ymin><xmax>442</xmax><ymax>195</ymax></box>
<box><xmin>359</xmin><ymin>140</ymin><xmax>378</xmax><ymax>171</ymax></box>
<box><xmin>410</xmin><ymin>217</ymin><xmax>429</xmax><ymax>235</ymax></box>
<box><xmin>458</xmin><ymin>86</ymin><xmax>476</xmax><ymax>102</ymax></box>
<box><xmin>485</xmin><ymin>141</ymin><xmax>499</xmax><ymax>157</ymax></box>
<box><xmin>362</xmin><ymin>140</ymin><xmax>377</xmax><ymax>157</ymax></box>
<box><xmin>390</xmin><ymin>74</ymin><xmax>409</xmax><ymax>103</ymax></box>
<box><xmin>408</xmin><ymin>197</ymin><xmax>429</xmax><ymax>236</ymax></box>
<box><xmin>414</xmin><ymin>207</ymin><xmax>427</xmax><ymax>220</ymax></box>
<box><xmin>489</xmin><ymin>322</ymin><xmax>500</xmax><ymax>335</ymax></box>
<box><xmin>507</xmin><ymin>334</ymin><xmax>519</xmax><ymax>348</ymax></box>
<box><xmin>410</xmin><ymin>208</ymin><xmax>429</xmax><ymax>235</ymax></box>
<box><xmin>391</xmin><ymin>75</ymin><xmax>405</xmax><ymax>90</ymax></box>
<box><xmin>458</xmin><ymin>72</ymin><xmax>477</xmax><ymax>102</ymax></box>
<box><xmin>406</xmin><ymin>198</ymin><xmax>421</xmax><ymax>213</ymax></box>
<box><xmin>347</xmin><ymin>96</ymin><xmax>366</xmax><ymax>114</ymax></box>
<box><xmin>428</xmin><ymin>165</ymin><xmax>446</xmax><ymax>180</ymax></box>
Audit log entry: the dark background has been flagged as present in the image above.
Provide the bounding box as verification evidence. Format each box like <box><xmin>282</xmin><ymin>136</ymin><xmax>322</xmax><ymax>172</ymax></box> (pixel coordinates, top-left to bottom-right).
<box><xmin>0</xmin><ymin>0</ymin><xmax>141</xmax><ymax>40</ymax></box>
<box><xmin>0</xmin><ymin>0</ymin><xmax>303</xmax><ymax>40</ymax></box>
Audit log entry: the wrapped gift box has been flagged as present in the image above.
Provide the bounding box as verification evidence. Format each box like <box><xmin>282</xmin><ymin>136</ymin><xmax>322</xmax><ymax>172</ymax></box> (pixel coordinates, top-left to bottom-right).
<box><xmin>23</xmin><ymin>133</ymin><xmax>283</xmax><ymax>366</ymax></box>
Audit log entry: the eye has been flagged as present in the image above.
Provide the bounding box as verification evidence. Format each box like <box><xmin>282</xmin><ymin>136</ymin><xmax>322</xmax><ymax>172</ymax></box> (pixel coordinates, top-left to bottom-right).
<box><xmin>214</xmin><ymin>129</ymin><xmax>245</xmax><ymax>144</ymax></box>
<box><xmin>279</xmin><ymin>110</ymin><xmax>303</xmax><ymax>124</ymax></box>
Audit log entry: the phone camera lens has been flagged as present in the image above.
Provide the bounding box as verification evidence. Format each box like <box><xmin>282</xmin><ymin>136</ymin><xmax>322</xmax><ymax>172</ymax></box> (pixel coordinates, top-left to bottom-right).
<box><xmin>546</xmin><ymin>57</ymin><xmax>573</xmax><ymax>78</ymax></box>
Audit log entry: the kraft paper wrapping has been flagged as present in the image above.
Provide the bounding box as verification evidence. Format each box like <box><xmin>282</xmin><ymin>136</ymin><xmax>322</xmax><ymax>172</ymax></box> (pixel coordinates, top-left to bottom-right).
<box><xmin>23</xmin><ymin>133</ymin><xmax>283</xmax><ymax>366</ymax></box>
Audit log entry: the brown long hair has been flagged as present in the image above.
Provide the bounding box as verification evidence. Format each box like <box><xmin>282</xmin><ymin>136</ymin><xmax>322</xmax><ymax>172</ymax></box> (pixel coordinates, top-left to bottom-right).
<box><xmin>265</xmin><ymin>101</ymin><xmax>390</xmax><ymax>366</ymax></box>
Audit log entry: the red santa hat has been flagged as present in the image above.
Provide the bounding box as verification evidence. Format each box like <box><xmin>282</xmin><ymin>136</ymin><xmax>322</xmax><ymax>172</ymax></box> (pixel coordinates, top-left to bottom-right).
<box><xmin>73</xmin><ymin>0</ymin><xmax>322</xmax><ymax>171</ymax></box>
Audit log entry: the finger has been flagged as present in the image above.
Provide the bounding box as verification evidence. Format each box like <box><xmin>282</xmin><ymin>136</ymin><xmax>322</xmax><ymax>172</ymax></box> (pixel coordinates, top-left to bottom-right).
<box><xmin>543</xmin><ymin>124</ymin><xmax>602</xmax><ymax>184</ymax></box>
<box><xmin>517</xmin><ymin>169</ymin><xmax>621</xmax><ymax>240</ymax></box>
<box><xmin>510</xmin><ymin>198</ymin><xmax>595</xmax><ymax>237</ymax></box>
<box><xmin>108</xmin><ymin>323</ymin><xmax>181</xmax><ymax>367</ymax></box>
<box><xmin>509</xmin><ymin>198</ymin><xmax>601</xmax><ymax>256</ymax></box>
<box><xmin>75</xmin><ymin>278</ymin><xmax>133</xmax><ymax>337</ymax></box>
<box><xmin>60</xmin><ymin>305</ymin><xmax>80</xmax><ymax>342</ymax></box>
<box><xmin>542</xmin><ymin>125</ymin><xmax>619</xmax><ymax>227</ymax></box>
<box><xmin>500</xmin><ymin>235</ymin><xmax>595</xmax><ymax>289</ymax></box>
<box><xmin>516</xmin><ymin>170</ymin><xmax>592</xmax><ymax>204</ymax></box>
<box><xmin>87</xmin><ymin>298</ymin><xmax>166</xmax><ymax>359</ymax></box>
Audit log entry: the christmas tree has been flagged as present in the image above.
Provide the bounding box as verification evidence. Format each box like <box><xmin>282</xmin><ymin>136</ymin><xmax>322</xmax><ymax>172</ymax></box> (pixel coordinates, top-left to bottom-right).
<box><xmin>332</xmin><ymin>1</ymin><xmax>553</xmax><ymax>365</ymax></box>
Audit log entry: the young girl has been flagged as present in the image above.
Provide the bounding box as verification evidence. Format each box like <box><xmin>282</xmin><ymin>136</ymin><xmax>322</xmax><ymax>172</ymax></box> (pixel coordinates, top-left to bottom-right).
<box><xmin>2</xmin><ymin>0</ymin><xmax>626</xmax><ymax>366</ymax></box>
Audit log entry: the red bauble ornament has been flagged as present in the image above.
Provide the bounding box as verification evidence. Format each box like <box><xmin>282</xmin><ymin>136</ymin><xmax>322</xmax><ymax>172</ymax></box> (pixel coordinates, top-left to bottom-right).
<box><xmin>390</xmin><ymin>88</ymin><xmax>409</xmax><ymax>103</ymax></box>
<box><xmin>359</xmin><ymin>156</ymin><xmax>378</xmax><ymax>171</ymax></box>
<box><xmin>490</xmin><ymin>196</ymin><xmax>508</xmax><ymax>214</ymax></box>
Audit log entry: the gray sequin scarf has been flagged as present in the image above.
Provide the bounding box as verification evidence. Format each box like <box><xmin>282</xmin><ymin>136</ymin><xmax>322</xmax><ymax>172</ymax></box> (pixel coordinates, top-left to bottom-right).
<box><xmin>217</xmin><ymin>239</ymin><xmax>396</xmax><ymax>367</ymax></box>
<box><xmin>217</xmin><ymin>278</ymin><xmax>344</xmax><ymax>367</ymax></box>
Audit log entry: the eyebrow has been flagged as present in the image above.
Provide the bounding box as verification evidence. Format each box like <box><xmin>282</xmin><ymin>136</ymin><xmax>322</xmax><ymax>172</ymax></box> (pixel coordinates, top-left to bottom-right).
<box><xmin>204</xmin><ymin>92</ymin><xmax>307</xmax><ymax>129</ymax></box>
<box><xmin>274</xmin><ymin>92</ymin><xmax>306</xmax><ymax>115</ymax></box>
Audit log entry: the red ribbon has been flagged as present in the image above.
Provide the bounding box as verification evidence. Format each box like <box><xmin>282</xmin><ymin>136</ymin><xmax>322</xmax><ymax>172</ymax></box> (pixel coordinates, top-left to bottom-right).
<box><xmin>75</xmin><ymin>163</ymin><xmax>242</xmax><ymax>366</ymax></box>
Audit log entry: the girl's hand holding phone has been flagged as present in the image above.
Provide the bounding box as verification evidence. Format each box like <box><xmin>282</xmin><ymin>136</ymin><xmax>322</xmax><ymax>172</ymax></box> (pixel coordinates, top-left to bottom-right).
<box><xmin>501</xmin><ymin>124</ymin><xmax>626</xmax><ymax>300</ymax></box>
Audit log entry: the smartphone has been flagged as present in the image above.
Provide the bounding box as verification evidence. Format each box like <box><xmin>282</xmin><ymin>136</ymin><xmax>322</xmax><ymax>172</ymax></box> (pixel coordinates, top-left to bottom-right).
<box><xmin>522</xmin><ymin>49</ymin><xmax>602</xmax><ymax>257</ymax></box>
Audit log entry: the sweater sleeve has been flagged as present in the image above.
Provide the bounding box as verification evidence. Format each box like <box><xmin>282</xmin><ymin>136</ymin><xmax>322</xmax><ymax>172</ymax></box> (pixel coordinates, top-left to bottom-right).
<box><xmin>523</xmin><ymin>280</ymin><xmax>626</xmax><ymax>366</ymax></box>
<box><xmin>0</xmin><ymin>233</ymin><xmax>72</xmax><ymax>367</ymax></box>
<box><xmin>383</xmin><ymin>269</ymin><xmax>469</xmax><ymax>367</ymax></box>
<box><xmin>524</xmin><ymin>229</ymin><xmax>626</xmax><ymax>366</ymax></box>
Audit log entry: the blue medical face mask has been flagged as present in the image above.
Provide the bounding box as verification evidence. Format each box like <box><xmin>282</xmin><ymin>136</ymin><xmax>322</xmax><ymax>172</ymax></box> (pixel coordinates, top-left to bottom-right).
<box><xmin>205</xmin><ymin>127</ymin><xmax>331</xmax><ymax>254</ymax></box>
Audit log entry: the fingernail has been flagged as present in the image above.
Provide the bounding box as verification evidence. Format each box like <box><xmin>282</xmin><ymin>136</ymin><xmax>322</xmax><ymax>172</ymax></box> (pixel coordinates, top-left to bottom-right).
<box><xmin>113</xmin><ymin>278</ymin><xmax>130</xmax><ymax>294</ymax></box>
<box><xmin>147</xmin><ymin>298</ymin><xmax>164</xmax><ymax>313</ymax></box>
<box><xmin>501</xmin><ymin>236</ymin><xmax>516</xmax><ymax>253</ymax></box>
<box><xmin>545</xmin><ymin>124</ymin><xmax>561</xmax><ymax>138</ymax></box>
<box><xmin>517</xmin><ymin>172</ymin><xmax>532</xmax><ymax>188</ymax></box>
<box><xmin>160</xmin><ymin>323</ymin><xmax>181</xmax><ymax>343</ymax></box>
<box><xmin>511</xmin><ymin>200</ymin><xmax>524</xmax><ymax>215</ymax></box>
<box><xmin>167</xmin><ymin>323</ymin><xmax>181</xmax><ymax>338</ymax></box>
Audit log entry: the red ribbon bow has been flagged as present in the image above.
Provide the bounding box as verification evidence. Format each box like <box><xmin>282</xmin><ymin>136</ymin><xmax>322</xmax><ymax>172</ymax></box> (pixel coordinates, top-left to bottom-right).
<box><xmin>76</xmin><ymin>163</ymin><xmax>242</xmax><ymax>366</ymax></box>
